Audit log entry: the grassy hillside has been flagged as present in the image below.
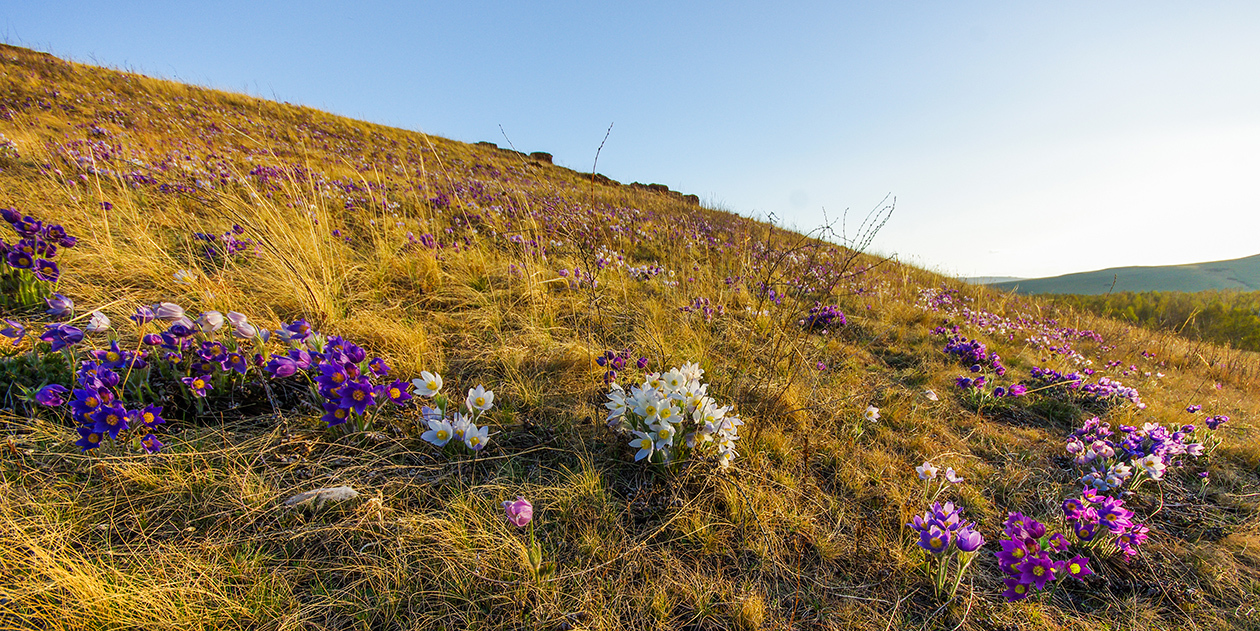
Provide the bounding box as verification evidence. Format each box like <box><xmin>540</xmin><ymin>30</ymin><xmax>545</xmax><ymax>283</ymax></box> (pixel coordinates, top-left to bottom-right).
<box><xmin>1</xmin><ymin>44</ymin><xmax>1259</xmax><ymax>630</ymax></box>
<box><xmin>990</xmin><ymin>254</ymin><xmax>1260</xmax><ymax>295</ymax></box>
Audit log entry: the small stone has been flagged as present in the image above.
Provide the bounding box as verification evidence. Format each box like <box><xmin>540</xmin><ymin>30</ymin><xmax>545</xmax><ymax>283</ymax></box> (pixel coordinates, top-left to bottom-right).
<box><xmin>285</xmin><ymin>485</ymin><xmax>359</xmax><ymax>509</ymax></box>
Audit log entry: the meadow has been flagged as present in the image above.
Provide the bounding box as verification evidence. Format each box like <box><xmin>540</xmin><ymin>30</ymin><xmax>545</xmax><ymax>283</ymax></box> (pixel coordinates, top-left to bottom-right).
<box><xmin>0</xmin><ymin>44</ymin><xmax>1258</xmax><ymax>630</ymax></box>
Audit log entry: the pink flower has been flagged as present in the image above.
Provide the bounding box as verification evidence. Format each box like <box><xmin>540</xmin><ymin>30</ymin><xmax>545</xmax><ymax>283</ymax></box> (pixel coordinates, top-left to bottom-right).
<box><xmin>503</xmin><ymin>497</ymin><xmax>533</xmax><ymax>528</ymax></box>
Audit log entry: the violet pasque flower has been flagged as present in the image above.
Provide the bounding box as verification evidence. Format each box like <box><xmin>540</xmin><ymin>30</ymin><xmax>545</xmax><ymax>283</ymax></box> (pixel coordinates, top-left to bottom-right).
<box><xmin>141</xmin><ymin>434</ymin><xmax>164</xmax><ymax>454</ymax></box>
<box><xmin>40</xmin><ymin>323</ymin><xmax>83</xmax><ymax>351</ymax></box>
<box><xmin>954</xmin><ymin>527</ymin><xmax>985</xmax><ymax>553</ymax></box>
<box><xmin>503</xmin><ymin>497</ymin><xmax>533</xmax><ymax>527</ymax></box>
<box><xmin>85</xmin><ymin>310</ymin><xmax>111</xmax><ymax>333</ymax></box>
<box><xmin>34</xmin><ymin>384</ymin><xmax>69</xmax><ymax>407</ymax></box>
<box><xmin>45</xmin><ymin>293</ymin><xmax>74</xmax><ymax>317</ymax></box>
<box><xmin>340</xmin><ymin>378</ymin><xmax>378</xmax><ymax>415</ymax></box>
<box><xmin>33</xmin><ymin>258</ymin><xmax>59</xmax><ymax>282</ymax></box>
<box><xmin>182</xmin><ymin>375</ymin><xmax>213</xmax><ymax>397</ymax></box>
<box><xmin>265</xmin><ymin>355</ymin><xmax>298</xmax><ymax>378</ymax></box>
<box><xmin>0</xmin><ymin>319</ymin><xmax>25</xmax><ymax>345</ymax></box>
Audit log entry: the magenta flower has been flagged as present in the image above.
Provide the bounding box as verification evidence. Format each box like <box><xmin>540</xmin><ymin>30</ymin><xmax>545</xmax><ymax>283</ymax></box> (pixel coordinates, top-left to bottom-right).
<box><xmin>140</xmin><ymin>434</ymin><xmax>164</xmax><ymax>454</ymax></box>
<box><xmin>182</xmin><ymin>375</ymin><xmax>214</xmax><ymax>398</ymax></box>
<box><xmin>265</xmin><ymin>355</ymin><xmax>299</xmax><ymax>378</ymax></box>
<box><xmin>918</xmin><ymin>526</ymin><xmax>952</xmax><ymax>555</ymax></box>
<box><xmin>954</xmin><ymin>527</ymin><xmax>985</xmax><ymax>553</ymax></box>
<box><xmin>1001</xmin><ymin>577</ymin><xmax>1032</xmax><ymax>601</ymax></box>
<box><xmin>340</xmin><ymin>377</ymin><xmax>378</xmax><ymax>415</ymax></box>
<box><xmin>1017</xmin><ymin>555</ymin><xmax>1057</xmax><ymax>590</ymax></box>
<box><xmin>1063</xmin><ymin>555</ymin><xmax>1092</xmax><ymax>579</ymax></box>
<box><xmin>503</xmin><ymin>497</ymin><xmax>533</xmax><ymax>527</ymax></box>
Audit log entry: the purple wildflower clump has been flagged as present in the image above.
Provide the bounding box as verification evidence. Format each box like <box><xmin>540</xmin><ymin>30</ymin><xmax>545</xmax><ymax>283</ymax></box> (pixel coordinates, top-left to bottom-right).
<box><xmin>1062</xmin><ymin>489</ymin><xmax>1149</xmax><ymax>559</ymax></box>
<box><xmin>595</xmin><ymin>348</ymin><xmax>645</xmax><ymax>385</ymax></box>
<box><xmin>1067</xmin><ymin>416</ymin><xmax>1207</xmax><ymax>493</ymax></box>
<box><xmin>995</xmin><ymin>512</ymin><xmax>1093</xmax><ymax>602</ymax></box>
<box><xmin>800</xmin><ymin>303</ymin><xmax>845</xmax><ymax>333</ymax></box>
<box><xmin>193</xmin><ymin>225</ymin><xmax>256</xmax><ymax>261</ymax></box>
<box><xmin>262</xmin><ymin>325</ymin><xmax>409</xmax><ymax>430</ymax></box>
<box><xmin>908</xmin><ymin>500</ymin><xmax>985</xmax><ymax>601</ymax></box>
<box><xmin>0</xmin><ymin>208</ymin><xmax>78</xmax><ymax>308</ymax></box>
<box><xmin>681</xmin><ymin>297</ymin><xmax>725</xmax><ymax>323</ymax></box>
<box><xmin>1032</xmin><ymin>367</ymin><xmax>1145</xmax><ymax>410</ymax></box>
<box><xmin>63</xmin><ymin>351</ymin><xmax>165</xmax><ymax>454</ymax></box>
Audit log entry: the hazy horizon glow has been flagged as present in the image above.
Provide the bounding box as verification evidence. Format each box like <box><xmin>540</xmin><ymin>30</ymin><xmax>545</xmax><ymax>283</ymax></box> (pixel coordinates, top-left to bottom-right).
<box><xmin>4</xmin><ymin>1</ymin><xmax>1258</xmax><ymax>279</ymax></box>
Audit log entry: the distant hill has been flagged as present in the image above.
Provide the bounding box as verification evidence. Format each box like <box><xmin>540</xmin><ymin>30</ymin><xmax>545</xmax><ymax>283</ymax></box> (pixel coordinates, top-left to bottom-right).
<box><xmin>962</xmin><ymin>276</ymin><xmax>1024</xmax><ymax>285</ymax></box>
<box><xmin>991</xmin><ymin>253</ymin><xmax>1260</xmax><ymax>295</ymax></box>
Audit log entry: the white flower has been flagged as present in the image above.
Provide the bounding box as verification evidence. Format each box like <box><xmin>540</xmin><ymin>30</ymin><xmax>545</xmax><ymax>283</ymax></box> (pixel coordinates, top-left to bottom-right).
<box><xmin>923</xmin><ymin>389</ymin><xmax>939</xmax><ymax>401</ymax></box>
<box><xmin>464</xmin><ymin>424</ymin><xmax>490</xmax><ymax>451</ymax></box>
<box><xmin>421</xmin><ymin>418</ymin><xmax>455</xmax><ymax>446</ymax></box>
<box><xmin>451</xmin><ymin>412</ymin><xmax>472</xmax><ymax>442</ymax></box>
<box><xmin>654</xmin><ymin>423</ymin><xmax>676</xmax><ymax>448</ymax></box>
<box><xmin>864</xmin><ymin>405</ymin><xmax>880</xmax><ymax>422</ymax></box>
<box><xmin>85</xmin><ymin>310</ymin><xmax>111</xmax><ymax>333</ymax></box>
<box><xmin>1135</xmin><ymin>454</ymin><xmax>1166</xmax><ymax>480</ymax></box>
<box><xmin>173</xmin><ymin>269</ymin><xmax>198</xmax><ymax>285</ymax></box>
<box><xmin>196</xmin><ymin>310</ymin><xmax>224</xmax><ymax>333</ymax></box>
<box><xmin>412</xmin><ymin>371</ymin><xmax>443</xmax><ymax>397</ymax></box>
<box><xmin>944</xmin><ymin>467</ymin><xmax>964</xmax><ymax>484</ymax></box>
<box><xmin>605</xmin><ymin>384</ymin><xmax>628</xmax><ymax>423</ymax></box>
<box><xmin>631</xmin><ymin>431</ymin><xmax>655</xmax><ymax>461</ymax></box>
<box><xmin>680</xmin><ymin>361</ymin><xmax>704</xmax><ymax>382</ymax></box>
<box><xmin>916</xmin><ymin>461</ymin><xmax>939</xmax><ymax>480</ymax></box>
<box><xmin>661</xmin><ymin>369</ymin><xmax>688</xmax><ymax>392</ymax></box>
<box><xmin>656</xmin><ymin>401</ymin><xmax>681</xmax><ymax>425</ymax></box>
<box><xmin>634</xmin><ymin>394</ymin><xmax>664</xmax><ymax>420</ymax></box>
<box><xmin>466</xmin><ymin>385</ymin><xmax>494</xmax><ymax>412</ymax></box>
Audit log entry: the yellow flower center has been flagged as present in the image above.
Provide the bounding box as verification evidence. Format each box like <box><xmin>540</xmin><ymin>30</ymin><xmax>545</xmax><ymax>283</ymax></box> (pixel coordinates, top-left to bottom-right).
<box><xmin>143</xmin><ymin>413</ymin><xmax>154</xmax><ymax>423</ymax></box>
<box><xmin>333</xmin><ymin>373</ymin><xmax>344</xmax><ymax>383</ymax></box>
<box><xmin>1033</xmin><ymin>566</ymin><xmax>1044</xmax><ymax>576</ymax></box>
<box><xmin>469</xmin><ymin>436</ymin><xmax>481</xmax><ymax>446</ymax></box>
<box><xmin>639</xmin><ymin>438</ymin><xmax>652</xmax><ymax>449</ymax></box>
<box><xmin>475</xmin><ymin>396</ymin><xmax>486</xmax><ymax>407</ymax></box>
<box><xmin>930</xmin><ymin>537</ymin><xmax>942</xmax><ymax>548</ymax></box>
<box><xmin>107</xmin><ymin>414</ymin><xmax>119</xmax><ymax>426</ymax></box>
<box><xmin>455</xmin><ymin>428</ymin><xmax>465</xmax><ymax>438</ymax></box>
<box><xmin>353</xmin><ymin>390</ymin><xmax>365</xmax><ymax>401</ymax></box>
<box><xmin>1014</xmin><ymin>584</ymin><xmax>1026</xmax><ymax>594</ymax></box>
<box><xmin>1069</xmin><ymin>563</ymin><xmax>1081</xmax><ymax>574</ymax></box>
<box><xmin>390</xmin><ymin>388</ymin><xmax>401</xmax><ymax>398</ymax></box>
<box><xmin>88</xmin><ymin>433</ymin><xmax>100</xmax><ymax>442</ymax></box>
<box><xmin>107</xmin><ymin>352</ymin><xmax>120</xmax><ymax>362</ymax></box>
<box><xmin>86</xmin><ymin>397</ymin><xmax>99</xmax><ymax>407</ymax></box>
<box><xmin>427</xmin><ymin>381</ymin><xmax>437</xmax><ymax>390</ymax></box>
<box><xmin>1012</xmin><ymin>548</ymin><xmax>1025</xmax><ymax>559</ymax></box>
<box><xmin>335</xmin><ymin>409</ymin><xmax>347</xmax><ymax>418</ymax></box>
<box><xmin>437</xmin><ymin>430</ymin><xmax>449</xmax><ymax>440</ymax></box>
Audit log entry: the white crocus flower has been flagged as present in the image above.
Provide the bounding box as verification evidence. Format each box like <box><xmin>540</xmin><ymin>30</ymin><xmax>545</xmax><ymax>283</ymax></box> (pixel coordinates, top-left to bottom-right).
<box><xmin>85</xmin><ymin>310</ymin><xmax>111</xmax><ymax>333</ymax></box>
<box><xmin>631</xmin><ymin>431</ymin><xmax>655</xmax><ymax>461</ymax></box>
<box><xmin>451</xmin><ymin>412</ymin><xmax>472</xmax><ymax>442</ymax></box>
<box><xmin>412</xmin><ymin>371</ymin><xmax>443</xmax><ymax>397</ymax></box>
<box><xmin>421</xmin><ymin>418</ymin><xmax>455</xmax><ymax>446</ymax></box>
<box><xmin>924</xmin><ymin>389</ymin><xmax>939</xmax><ymax>401</ymax></box>
<box><xmin>196</xmin><ymin>310</ymin><xmax>224</xmax><ymax>333</ymax></box>
<box><xmin>656</xmin><ymin>402</ymin><xmax>680</xmax><ymax>425</ymax></box>
<box><xmin>864</xmin><ymin>406</ymin><xmax>880</xmax><ymax>422</ymax></box>
<box><xmin>680</xmin><ymin>361</ymin><xmax>704</xmax><ymax>382</ymax></box>
<box><xmin>465</xmin><ymin>385</ymin><xmax>494</xmax><ymax>412</ymax></box>
<box><xmin>661</xmin><ymin>369</ymin><xmax>687</xmax><ymax>392</ymax></box>
<box><xmin>654</xmin><ymin>423</ymin><xmax>677</xmax><ymax>448</ymax></box>
<box><xmin>916</xmin><ymin>461</ymin><xmax>939</xmax><ymax>480</ymax></box>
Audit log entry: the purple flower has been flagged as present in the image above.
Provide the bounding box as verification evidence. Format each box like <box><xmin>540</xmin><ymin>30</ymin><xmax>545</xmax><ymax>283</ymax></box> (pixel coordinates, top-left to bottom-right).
<box><xmin>1048</xmin><ymin>533</ymin><xmax>1070</xmax><ymax>552</ymax></box>
<box><xmin>369</xmin><ymin>357</ymin><xmax>390</xmax><ymax>376</ymax></box>
<box><xmin>0</xmin><ymin>319</ymin><xmax>25</xmax><ymax>345</ymax></box>
<box><xmin>917</xmin><ymin>526</ymin><xmax>952</xmax><ymax>554</ymax></box>
<box><xmin>141</xmin><ymin>434</ymin><xmax>164</xmax><ymax>454</ymax></box>
<box><xmin>1017</xmin><ymin>555</ymin><xmax>1057</xmax><ymax>590</ymax></box>
<box><xmin>340</xmin><ymin>377</ymin><xmax>378</xmax><ymax>415</ymax></box>
<box><xmin>637</xmin><ymin>357</ymin><xmax>649</xmax><ymax>369</ymax></box>
<box><xmin>1007</xmin><ymin>384</ymin><xmax>1027</xmax><ymax>397</ymax></box>
<box><xmin>504</xmin><ymin>497</ymin><xmax>533</xmax><ymax>527</ymax></box>
<box><xmin>384</xmin><ymin>380</ymin><xmax>412</xmax><ymax>405</ymax></box>
<box><xmin>1002</xmin><ymin>577</ymin><xmax>1032</xmax><ymax>601</ymax></box>
<box><xmin>995</xmin><ymin>540</ymin><xmax>1030</xmax><ymax>573</ymax></box>
<box><xmin>265</xmin><ymin>355</ymin><xmax>298</xmax><ymax>378</ymax></box>
<box><xmin>133</xmin><ymin>405</ymin><xmax>165</xmax><ymax>429</ymax></box>
<box><xmin>222</xmin><ymin>352</ymin><xmax>248</xmax><ymax>375</ymax></box>
<box><xmin>91</xmin><ymin>404</ymin><xmax>130</xmax><ymax>440</ymax></box>
<box><xmin>153</xmin><ymin>302</ymin><xmax>186</xmax><ymax>321</ymax></box>
<box><xmin>954</xmin><ymin>527</ymin><xmax>985</xmax><ymax>552</ymax></box>
<box><xmin>33</xmin><ymin>258</ymin><xmax>59</xmax><ymax>282</ymax></box>
<box><xmin>321</xmin><ymin>402</ymin><xmax>350</xmax><ymax>427</ymax></box>
<box><xmin>131</xmin><ymin>305</ymin><xmax>156</xmax><ymax>325</ymax></box>
<box><xmin>5</xmin><ymin>249</ymin><xmax>33</xmax><ymax>269</ymax></box>
<box><xmin>1063</xmin><ymin>555</ymin><xmax>1092</xmax><ymax>580</ymax></box>
<box><xmin>34</xmin><ymin>384</ymin><xmax>69</xmax><ymax>407</ymax></box>
<box><xmin>182</xmin><ymin>375</ymin><xmax>213</xmax><ymax>397</ymax></box>
<box><xmin>39</xmin><ymin>323</ymin><xmax>83</xmax><ymax>351</ymax></box>
<box><xmin>75</xmin><ymin>426</ymin><xmax>102</xmax><ymax>452</ymax></box>
<box><xmin>45</xmin><ymin>293</ymin><xmax>74</xmax><ymax>317</ymax></box>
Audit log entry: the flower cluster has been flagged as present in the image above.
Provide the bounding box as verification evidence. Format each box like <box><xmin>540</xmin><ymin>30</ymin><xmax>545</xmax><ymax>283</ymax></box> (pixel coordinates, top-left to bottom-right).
<box><xmin>414</xmin><ymin>372</ymin><xmax>495</xmax><ymax>453</ymax></box>
<box><xmin>800</xmin><ymin>303</ymin><xmax>845</xmax><ymax>333</ymax></box>
<box><xmin>193</xmin><ymin>224</ymin><xmax>257</xmax><ymax>261</ymax></box>
<box><xmin>908</xmin><ymin>500</ymin><xmax>985</xmax><ymax>600</ymax></box>
<box><xmin>1031</xmin><ymin>367</ymin><xmax>1145</xmax><ymax>409</ymax></box>
<box><xmin>60</xmin><ymin>347</ymin><xmax>166</xmax><ymax>454</ymax></box>
<box><xmin>1062</xmin><ymin>489</ymin><xmax>1148</xmax><ymax>560</ymax></box>
<box><xmin>605</xmin><ymin>361</ymin><xmax>742</xmax><ymax>467</ymax></box>
<box><xmin>680</xmin><ymin>297</ymin><xmax>725</xmax><ymax>322</ymax></box>
<box><xmin>0</xmin><ymin>207</ymin><xmax>77</xmax><ymax>307</ymax></box>
<box><xmin>1067</xmin><ymin>417</ymin><xmax>1205</xmax><ymax>492</ymax></box>
<box><xmin>260</xmin><ymin>320</ymin><xmax>412</xmax><ymax>430</ymax></box>
<box><xmin>595</xmin><ymin>348</ymin><xmax>648</xmax><ymax>385</ymax></box>
<box><xmin>995</xmin><ymin>512</ymin><xmax>1092</xmax><ymax>601</ymax></box>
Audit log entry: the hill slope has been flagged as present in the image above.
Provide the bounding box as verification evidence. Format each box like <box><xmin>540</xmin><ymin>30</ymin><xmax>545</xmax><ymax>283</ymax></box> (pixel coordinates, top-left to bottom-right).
<box><xmin>992</xmin><ymin>253</ymin><xmax>1260</xmax><ymax>294</ymax></box>
<box><xmin>0</xmin><ymin>44</ymin><xmax>1258</xmax><ymax>631</ymax></box>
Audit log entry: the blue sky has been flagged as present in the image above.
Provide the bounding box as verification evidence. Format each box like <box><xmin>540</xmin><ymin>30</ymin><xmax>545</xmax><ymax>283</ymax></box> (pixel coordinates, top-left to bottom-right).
<box><xmin>4</xmin><ymin>1</ymin><xmax>1259</xmax><ymax>278</ymax></box>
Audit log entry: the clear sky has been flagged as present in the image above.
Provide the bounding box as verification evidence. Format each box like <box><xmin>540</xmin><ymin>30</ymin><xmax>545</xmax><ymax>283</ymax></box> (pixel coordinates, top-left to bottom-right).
<box><xmin>4</xmin><ymin>1</ymin><xmax>1259</xmax><ymax>279</ymax></box>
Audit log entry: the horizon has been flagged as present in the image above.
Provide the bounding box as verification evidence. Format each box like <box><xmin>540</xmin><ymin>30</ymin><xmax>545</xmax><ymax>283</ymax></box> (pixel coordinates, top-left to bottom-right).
<box><xmin>4</xmin><ymin>1</ymin><xmax>1259</xmax><ymax>279</ymax></box>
